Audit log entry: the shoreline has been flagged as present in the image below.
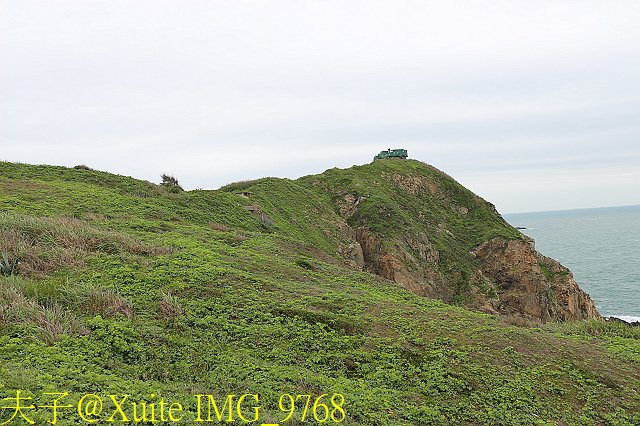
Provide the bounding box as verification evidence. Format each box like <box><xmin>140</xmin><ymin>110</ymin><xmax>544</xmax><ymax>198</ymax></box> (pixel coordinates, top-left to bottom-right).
<box><xmin>605</xmin><ymin>315</ymin><xmax>640</xmax><ymax>326</ymax></box>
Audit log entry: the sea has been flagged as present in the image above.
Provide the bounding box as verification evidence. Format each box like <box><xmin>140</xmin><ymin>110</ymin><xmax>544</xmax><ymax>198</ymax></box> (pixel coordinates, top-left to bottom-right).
<box><xmin>504</xmin><ymin>205</ymin><xmax>640</xmax><ymax>322</ymax></box>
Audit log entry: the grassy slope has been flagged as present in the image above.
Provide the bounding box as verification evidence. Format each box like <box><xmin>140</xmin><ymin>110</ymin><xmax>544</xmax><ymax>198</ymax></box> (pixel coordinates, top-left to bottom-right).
<box><xmin>0</xmin><ymin>161</ymin><xmax>638</xmax><ymax>425</ymax></box>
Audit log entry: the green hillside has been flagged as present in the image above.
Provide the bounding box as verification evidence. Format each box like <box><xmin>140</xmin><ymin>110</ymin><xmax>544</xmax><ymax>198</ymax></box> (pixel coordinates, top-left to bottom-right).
<box><xmin>0</xmin><ymin>161</ymin><xmax>638</xmax><ymax>425</ymax></box>
<box><xmin>299</xmin><ymin>160</ymin><xmax>521</xmax><ymax>246</ymax></box>
<box><xmin>297</xmin><ymin>160</ymin><xmax>523</xmax><ymax>305</ymax></box>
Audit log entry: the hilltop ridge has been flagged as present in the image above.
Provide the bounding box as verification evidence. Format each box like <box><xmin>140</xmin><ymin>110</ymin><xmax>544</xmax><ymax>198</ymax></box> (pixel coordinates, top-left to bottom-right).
<box><xmin>223</xmin><ymin>159</ymin><xmax>599</xmax><ymax>322</ymax></box>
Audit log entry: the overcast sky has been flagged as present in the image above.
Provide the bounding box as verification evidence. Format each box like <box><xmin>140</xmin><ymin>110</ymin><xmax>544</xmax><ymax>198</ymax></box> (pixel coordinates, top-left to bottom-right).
<box><xmin>1</xmin><ymin>1</ymin><xmax>639</xmax><ymax>213</ymax></box>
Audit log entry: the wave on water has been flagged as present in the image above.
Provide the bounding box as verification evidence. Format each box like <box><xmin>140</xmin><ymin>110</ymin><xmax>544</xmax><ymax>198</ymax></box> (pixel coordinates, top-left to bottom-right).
<box><xmin>609</xmin><ymin>315</ymin><xmax>640</xmax><ymax>323</ymax></box>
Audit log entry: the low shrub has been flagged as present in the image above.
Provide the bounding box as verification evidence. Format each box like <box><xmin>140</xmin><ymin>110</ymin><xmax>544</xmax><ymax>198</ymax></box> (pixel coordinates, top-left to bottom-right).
<box><xmin>73</xmin><ymin>164</ymin><xmax>93</xmax><ymax>170</ymax></box>
<box><xmin>160</xmin><ymin>173</ymin><xmax>184</xmax><ymax>192</ymax></box>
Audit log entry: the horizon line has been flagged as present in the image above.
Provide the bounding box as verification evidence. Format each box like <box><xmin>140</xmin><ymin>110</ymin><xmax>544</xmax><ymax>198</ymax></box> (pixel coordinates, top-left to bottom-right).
<box><xmin>504</xmin><ymin>203</ymin><xmax>640</xmax><ymax>216</ymax></box>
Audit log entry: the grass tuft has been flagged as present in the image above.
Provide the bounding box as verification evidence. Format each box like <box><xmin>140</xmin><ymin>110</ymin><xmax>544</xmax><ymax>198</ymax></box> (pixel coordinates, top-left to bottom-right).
<box><xmin>159</xmin><ymin>291</ymin><xmax>184</xmax><ymax>319</ymax></box>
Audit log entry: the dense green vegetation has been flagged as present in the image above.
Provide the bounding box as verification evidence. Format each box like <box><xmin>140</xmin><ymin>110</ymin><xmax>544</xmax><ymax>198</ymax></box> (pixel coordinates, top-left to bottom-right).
<box><xmin>0</xmin><ymin>160</ymin><xmax>638</xmax><ymax>425</ymax></box>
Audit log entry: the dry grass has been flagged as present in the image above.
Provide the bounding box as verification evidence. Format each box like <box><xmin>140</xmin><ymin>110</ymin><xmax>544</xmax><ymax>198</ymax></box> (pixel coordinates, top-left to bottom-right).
<box><xmin>159</xmin><ymin>291</ymin><xmax>184</xmax><ymax>319</ymax></box>
<box><xmin>0</xmin><ymin>280</ymin><xmax>88</xmax><ymax>344</ymax></box>
<box><xmin>208</xmin><ymin>221</ymin><xmax>230</xmax><ymax>232</ymax></box>
<box><xmin>500</xmin><ymin>314</ymin><xmax>543</xmax><ymax>328</ymax></box>
<box><xmin>83</xmin><ymin>213</ymin><xmax>109</xmax><ymax>222</ymax></box>
<box><xmin>0</xmin><ymin>212</ymin><xmax>170</xmax><ymax>277</ymax></box>
<box><xmin>84</xmin><ymin>287</ymin><xmax>134</xmax><ymax>319</ymax></box>
<box><xmin>0</xmin><ymin>277</ymin><xmax>134</xmax><ymax>343</ymax></box>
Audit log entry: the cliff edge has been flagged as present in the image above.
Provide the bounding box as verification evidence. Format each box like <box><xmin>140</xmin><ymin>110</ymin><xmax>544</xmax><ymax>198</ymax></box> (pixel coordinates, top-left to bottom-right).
<box><xmin>288</xmin><ymin>160</ymin><xmax>599</xmax><ymax>322</ymax></box>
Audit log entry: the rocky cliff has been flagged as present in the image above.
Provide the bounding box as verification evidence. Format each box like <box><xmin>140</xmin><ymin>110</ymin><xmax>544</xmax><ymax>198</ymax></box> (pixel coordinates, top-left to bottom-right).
<box><xmin>294</xmin><ymin>160</ymin><xmax>600</xmax><ymax>322</ymax></box>
<box><xmin>471</xmin><ymin>237</ymin><xmax>599</xmax><ymax>321</ymax></box>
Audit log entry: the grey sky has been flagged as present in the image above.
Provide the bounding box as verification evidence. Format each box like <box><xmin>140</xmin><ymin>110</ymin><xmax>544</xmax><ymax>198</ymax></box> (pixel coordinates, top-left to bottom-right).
<box><xmin>1</xmin><ymin>0</ymin><xmax>639</xmax><ymax>213</ymax></box>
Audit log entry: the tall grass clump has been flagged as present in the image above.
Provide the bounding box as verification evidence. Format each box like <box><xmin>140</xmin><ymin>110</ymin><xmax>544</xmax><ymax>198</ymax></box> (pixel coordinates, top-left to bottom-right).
<box><xmin>159</xmin><ymin>290</ymin><xmax>184</xmax><ymax>319</ymax></box>
<box><xmin>0</xmin><ymin>278</ymin><xmax>88</xmax><ymax>344</ymax></box>
<box><xmin>0</xmin><ymin>212</ymin><xmax>168</xmax><ymax>276</ymax></box>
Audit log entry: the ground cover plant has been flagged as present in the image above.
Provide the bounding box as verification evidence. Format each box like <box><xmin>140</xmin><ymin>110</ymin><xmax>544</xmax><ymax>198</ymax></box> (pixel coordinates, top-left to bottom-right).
<box><xmin>0</xmin><ymin>160</ymin><xmax>638</xmax><ymax>425</ymax></box>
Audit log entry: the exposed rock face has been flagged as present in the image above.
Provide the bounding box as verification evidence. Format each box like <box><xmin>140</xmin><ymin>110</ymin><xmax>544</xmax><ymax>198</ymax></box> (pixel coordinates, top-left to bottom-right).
<box><xmin>300</xmin><ymin>160</ymin><xmax>601</xmax><ymax>323</ymax></box>
<box><xmin>471</xmin><ymin>238</ymin><xmax>600</xmax><ymax>321</ymax></box>
<box><xmin>338</xmin><ymin>239</ymin><xmax>365</xmax><ymax>270</ymax></box>
<box><xmin>385</xmin><ymin>172</ymin><xmax>442</xmax><ymax>197</ymax></box>
<box><xmin>337</xmin><ymin>192</ymin><xmax>443</xmax><ymax>298</ymax></box>
<box><xmin>351</xmin><ymin>228</ymin><xmax>600</xmax><ymax>322</ymax></box>
<box><xmin>354</xmin><ymin>228</ymin><xmax>442</xmax><ymax>298</ymax></box>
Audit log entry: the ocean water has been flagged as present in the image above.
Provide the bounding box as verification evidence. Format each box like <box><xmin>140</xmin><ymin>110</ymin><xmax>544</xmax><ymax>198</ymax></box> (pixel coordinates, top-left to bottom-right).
<box><xmin>504</xmin><ymin>205</ymin><xmax>640</xmax><ymax>322</ymax></box>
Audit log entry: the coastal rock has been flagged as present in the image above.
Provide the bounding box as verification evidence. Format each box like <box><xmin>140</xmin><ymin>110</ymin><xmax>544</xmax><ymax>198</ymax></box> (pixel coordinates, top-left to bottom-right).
<box><xmin>605</xmin><ymin>316</ymin><xmax>640</xmax><ymax>327</ymax></box>
<box><xmin>349</xmin><ymin>226</ymin><xmax>600</xmax><ymax>321</ymax></box>
<box><xmin>471</xmin><ymin>238</ymin><xmax>600</xmax><ymax>321</ymax></box>
<box><xmin>299</xmin><ymin>160</ymin><xmax>601</xmax><ymax>322</ymax></box>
